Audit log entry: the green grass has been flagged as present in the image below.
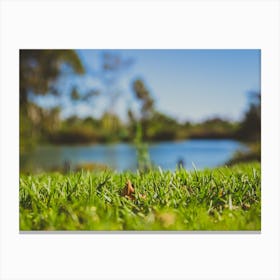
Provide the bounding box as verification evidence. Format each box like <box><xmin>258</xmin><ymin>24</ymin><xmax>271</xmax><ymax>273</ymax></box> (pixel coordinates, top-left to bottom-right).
<box><xmin>19</xmin><ymin>162</ymin><xmax>261</xmax><ymax>231</ymax></box>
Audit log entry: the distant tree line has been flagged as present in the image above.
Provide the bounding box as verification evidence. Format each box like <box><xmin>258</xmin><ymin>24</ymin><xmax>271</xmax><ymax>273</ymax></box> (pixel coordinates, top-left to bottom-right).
<box><xmin>20</xmin><ymin>100</ymin><xmax>259</xmax><ymax>146</ymax></box>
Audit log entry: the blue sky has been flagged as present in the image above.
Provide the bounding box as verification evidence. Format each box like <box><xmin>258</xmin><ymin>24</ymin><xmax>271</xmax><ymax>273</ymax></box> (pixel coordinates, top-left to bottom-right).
<box><xmin>33</xmin><ymin>49</ymin><xmax>260</xmax><ymax>122</ymax></box>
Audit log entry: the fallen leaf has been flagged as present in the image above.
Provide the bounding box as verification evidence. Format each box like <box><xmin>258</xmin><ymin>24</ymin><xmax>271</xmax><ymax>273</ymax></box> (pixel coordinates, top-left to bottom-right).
<box><xmin>122</xmin><ymin>180</ymin><xmax>135</xmax><ymax>199</ymax></box>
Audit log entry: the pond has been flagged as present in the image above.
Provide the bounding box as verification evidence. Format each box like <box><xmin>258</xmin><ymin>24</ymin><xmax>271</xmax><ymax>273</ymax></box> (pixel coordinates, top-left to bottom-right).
<box><xmin>20</xmin><ymin>139</ymin><xmax>247</xmax><ymax>172</ymax></box>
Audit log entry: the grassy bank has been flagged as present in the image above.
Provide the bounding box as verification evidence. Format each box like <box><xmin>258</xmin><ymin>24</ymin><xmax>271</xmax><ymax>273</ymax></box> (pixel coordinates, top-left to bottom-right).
<box><xmin>20</xmin><ymin>162</ymin><xmax>261</xmax><ymax>231</ymax></box>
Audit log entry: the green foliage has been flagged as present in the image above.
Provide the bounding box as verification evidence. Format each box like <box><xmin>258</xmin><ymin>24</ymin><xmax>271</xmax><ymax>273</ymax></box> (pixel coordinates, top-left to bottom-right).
<box><xmin>20</xmin><ymin>50</ymin><xmax>85</xmax><ymax>152</ymax></box>
<box><xmin>20</xmin><ymin>107</ymin><xmax>37</xmax><ymax>153</ymax></box>
<box><xmin>229</xmin><ymin>92</ymin><xmax>261</xmax><ymax>164</ymax></box>
<box><xmin>50</xmin><ymin>127</ymin><xmax>99</xmax><ymax>144</ymax></box>
<box><xmin>188</xmin><ymin>118</ymin><xmax>238</xmax><ymax>139</ymax></box>
<box><xmin>49</xmin><ymin>113</ymin><xmax>129</xmax><ymax>144</ymax></box>
<box><xmin>236</xmin><ymin>92</ymin><xmax>261</xmax><ymax>142</ymax></box>
<box><xmin>143</xmin><ymin>112</ymin><xmax>186</xmax><ymax>141</ymax></box>
<box><xmin>20</xmin><ymin>49</ymin><xmax>84</xmax><ymax>104</ymax></box>
<box><xmin>20</xmin><ymin>103</ymin><xmax>61</xmax><ymax>154</ymax></box>
<box><xmin>132</xmin><ymin>79</ymin><xmax>154</xmax><ymax>120</ymax></box>
<box><xmin>21</xmin><ymin>109</ymin><xmax>242</xmax><ymax>148</ymax></box>
<box><xmin>20</xmin><ymin>163</ymin><xmax>261</xmax><ymax>231</ymax></box>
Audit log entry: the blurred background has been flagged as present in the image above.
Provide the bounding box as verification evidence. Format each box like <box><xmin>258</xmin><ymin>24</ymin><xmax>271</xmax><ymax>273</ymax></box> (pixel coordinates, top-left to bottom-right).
<box><xmin>20</xmin><ymin>49</ymin><xmax>261</xmax><ymax>173</ymax></box>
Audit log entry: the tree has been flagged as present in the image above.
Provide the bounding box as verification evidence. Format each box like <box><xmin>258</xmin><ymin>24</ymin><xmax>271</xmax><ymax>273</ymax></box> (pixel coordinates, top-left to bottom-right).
<box><xmin>20</xmin><ymin>50</ymin><xmax>85</xmax><ymax>153</ymax></box>
<box><xmin>144</xmin><ymin>111</ymin><xmax>180</xmax><ymax>141</ymax></box>
<box><xmin>131</xmin><ymin>79</ymin><xmax>155</xmax><ymax>171</ymax></box>
<box><xmin>237</xmin><ymin>92</ymin><xmax>261</xmax><ymax>142</ymax></box>
<box><xmin>132</xmin><ymin>79</ymin><xmax>154</xmax><ymax>120</ymax></box>
<box><xmin>131</xmin><ymin>79</ymin><xmax>155</xmax><ymax>141</ymax></box>
<box><xmin>20</xmin><ymin>50</ymin><xmax>84</xmax><ymax>105</ymax></box>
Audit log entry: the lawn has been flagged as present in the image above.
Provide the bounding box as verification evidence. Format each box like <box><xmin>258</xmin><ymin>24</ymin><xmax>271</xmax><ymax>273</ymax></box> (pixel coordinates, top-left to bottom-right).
<box><xmin>19</xmin><ymin>162</ymin><xmax>261</xmax><ymax>231</ymax></box>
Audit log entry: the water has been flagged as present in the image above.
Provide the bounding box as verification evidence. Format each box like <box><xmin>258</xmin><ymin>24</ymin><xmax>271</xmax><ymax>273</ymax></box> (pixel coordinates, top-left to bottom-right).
<box><xmin>20</xmin><ymin>139</ymin><xmax>247</xmax><ymax>172</ymax></box>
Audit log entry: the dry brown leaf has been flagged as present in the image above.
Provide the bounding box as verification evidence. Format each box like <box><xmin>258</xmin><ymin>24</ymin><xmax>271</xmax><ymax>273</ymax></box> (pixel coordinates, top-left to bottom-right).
<box><xmin>121</xmin><ymin>180</ymin><xmax>147</xmax><ymax>200</ymax></box>
<box><xmin>122</xmin><ymin>180</ymin><xmax>135</xmax><ymax>199</ymax></box>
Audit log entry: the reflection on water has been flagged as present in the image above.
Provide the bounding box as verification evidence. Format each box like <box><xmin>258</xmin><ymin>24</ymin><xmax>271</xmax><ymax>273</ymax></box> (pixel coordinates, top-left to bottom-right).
<box><xmin>20</xmin><ymin>139</ymin><xmax>247</xmax><ymax>172</ymax></box>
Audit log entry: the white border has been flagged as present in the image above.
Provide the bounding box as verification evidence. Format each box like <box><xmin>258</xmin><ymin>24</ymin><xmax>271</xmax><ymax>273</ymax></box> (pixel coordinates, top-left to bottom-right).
<box><xmin>1</xmin><ymin>1</ymin><xmax>279</xmax><ymax>280</ymax></box>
